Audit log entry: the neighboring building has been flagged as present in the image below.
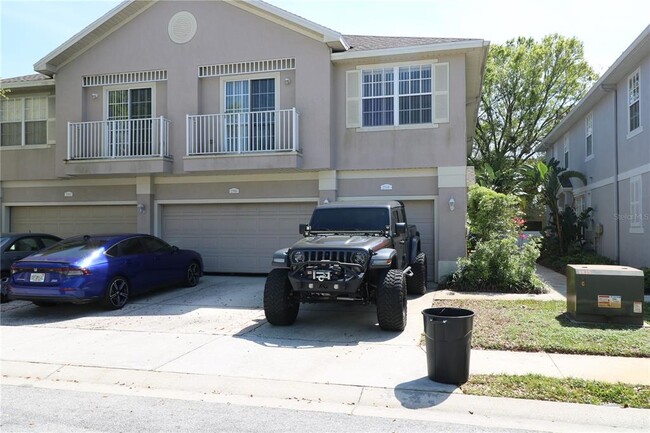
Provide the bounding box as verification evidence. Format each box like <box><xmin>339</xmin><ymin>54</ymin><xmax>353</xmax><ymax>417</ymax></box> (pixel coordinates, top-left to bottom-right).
<box><xmin>539</xmin><ymin>25</ymin><xmax>649</xmax><ymax>268</ymax></box>
<box><xmin>0</xmin><ymin>0</ymin><xmax>488</xmax><ymax>281</ymax></box>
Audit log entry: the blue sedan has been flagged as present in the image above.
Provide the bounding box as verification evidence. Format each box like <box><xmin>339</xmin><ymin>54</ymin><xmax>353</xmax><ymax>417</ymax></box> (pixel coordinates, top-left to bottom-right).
<box><xmin>7</xmin><ymin>234</ymin><xmax>203</xmax><ymax>309</ymax></box>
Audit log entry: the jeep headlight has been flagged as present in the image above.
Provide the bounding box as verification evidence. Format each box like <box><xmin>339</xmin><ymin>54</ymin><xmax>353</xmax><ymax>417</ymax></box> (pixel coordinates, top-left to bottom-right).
<box><xmin>351</xmin><ymin>251</ymin><xmax>368</xmax><ymax>265</ymax></box>
<box><xmin>291</xmin><ymin>250</ymin><xmax>305</xmax><ymax>264</ymax></box>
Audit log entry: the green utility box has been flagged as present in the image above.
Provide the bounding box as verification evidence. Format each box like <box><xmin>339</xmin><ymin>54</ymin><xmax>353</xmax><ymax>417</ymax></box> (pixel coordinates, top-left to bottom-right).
<box><xmin>566</xmin><ymin>265</ymin><xmax>644</xmax><ymax>326</ymax></box>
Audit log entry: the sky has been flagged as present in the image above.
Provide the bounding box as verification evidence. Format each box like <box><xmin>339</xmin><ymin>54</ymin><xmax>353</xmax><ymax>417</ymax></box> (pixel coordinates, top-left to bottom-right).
<box><xmin>1</xmin><ymin>0</ymin><xmax>649</xmax><ymax>79</ymax></box>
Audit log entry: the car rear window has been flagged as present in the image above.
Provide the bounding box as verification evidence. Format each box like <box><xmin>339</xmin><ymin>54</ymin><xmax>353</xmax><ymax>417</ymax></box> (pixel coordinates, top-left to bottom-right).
<box><xmin>37</xmin><ymin>237</ymin><xmax>109</xmax><ymax>258</ymax></box>
<box><xmin>310</xmin><ymin>208</ymin><xmax>389</xmax><ymax>231</ymax></box>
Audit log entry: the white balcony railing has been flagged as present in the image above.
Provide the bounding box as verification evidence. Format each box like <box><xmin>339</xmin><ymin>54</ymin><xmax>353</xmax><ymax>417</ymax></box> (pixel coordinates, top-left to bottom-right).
<box><xmin>186</xmin><ymin>108</ymin><xmax>299</xmax><ymax>155</ymax></box>
<box><xmin>67</xmin><ymin>117</ymin><xmax>170</xmax><ymax>160</ymax></box>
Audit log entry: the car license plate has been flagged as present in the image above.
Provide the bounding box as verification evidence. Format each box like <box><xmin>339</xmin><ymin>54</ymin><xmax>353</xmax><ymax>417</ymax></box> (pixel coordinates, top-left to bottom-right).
<box><xmin>30</xmin><ymin>273</ymin><xmax>45</xmax><ymax>283</ymax></box>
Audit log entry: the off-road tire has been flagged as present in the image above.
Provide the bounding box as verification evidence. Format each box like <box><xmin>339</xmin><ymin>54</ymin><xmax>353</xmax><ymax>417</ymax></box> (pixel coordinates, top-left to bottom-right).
<box><xmin>407</xmin><ymin>252</ymin><xmax>427</xmax><ymax>295</ymax></box>
<box><xmin>376</xmin><ymin>269</ymin><xmax>407</xmax><ymax>331</ymax></box>
<box><xmin>264</xmin><ymin>269</ymin><xmax>299</xmax><ymax>326</ymax></box>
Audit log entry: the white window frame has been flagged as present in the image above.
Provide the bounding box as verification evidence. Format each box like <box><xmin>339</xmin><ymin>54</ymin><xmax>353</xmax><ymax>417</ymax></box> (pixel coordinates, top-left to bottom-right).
<box><xmin>575</xmin><ymin>195</ymin><xmax>585</xmax><ymax>214</ymax></box>
<box><xmin>563</xmin><ymin>135</ymin><xmax>569</xmax><ymax>168</ymax></box>
<box><xmin>350</xmin><ymin>60</ymin><xmax>448</xmax><ymax>131</ymax></box>
<box><xmin>0</xmin><ymin>95</ymin><xmax>49</xmax><ymax>148</ymax></box>
<box><xmin>627</xmin><ymin>69</ymin><xmax>642</xmax><ymax>138</ymax></box>
<box><xmin>585</xmin><ymin>112</ymin><xmax>593</xmax><ymax>160</ymax></box>
<box><xmin>629</xmin><ymin>175</ymin><xmax>644</xmax><ymax>233</ymax></box>
<box><xmin>219</xmin><ymin>72</ymin><xmax>280</xmax><ymax>113</ymax></box>
<box><xmin>103</xmin><ymin>83</ymin><xmax>156</xmax><ymax>120</ymax></box>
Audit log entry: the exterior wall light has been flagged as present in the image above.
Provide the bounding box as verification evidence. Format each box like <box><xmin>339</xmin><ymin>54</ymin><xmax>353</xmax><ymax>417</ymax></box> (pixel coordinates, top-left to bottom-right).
<box><xmin>448</xmin><ymin>196</ymin><xmax>455</xmax><ymax>211</ymax></box>
<box><xmin>137</xmin><ymin>203</ymin><xmax>146</xmax><ymax>214</ymax></box>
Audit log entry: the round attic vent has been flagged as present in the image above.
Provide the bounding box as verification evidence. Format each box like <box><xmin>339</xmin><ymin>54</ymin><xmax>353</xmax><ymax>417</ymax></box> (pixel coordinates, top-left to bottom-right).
<box><xmin>168</xmin><ymin>11</ymin><xmax>197</xmax><ymax>44</ymax></box>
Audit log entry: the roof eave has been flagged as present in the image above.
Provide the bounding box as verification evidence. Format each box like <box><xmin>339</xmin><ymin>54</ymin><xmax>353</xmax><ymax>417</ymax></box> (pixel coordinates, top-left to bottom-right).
<box><xmin>0</xmin><ymin>78</ymin><xmax>56</xmax><ymax>90</ymax></box>
<box><xmin>33</xmin><ymin>0</ymin><xmax>137</xmax><ymax>76</ymax></box>
<box><xmin>538</xmin><ymin>24</ymin><xmax>650</xmax><ymax>151</ymax></box>
<box><xmin>331</xmin><ymin>39</ymin><xmax>487</xmax><ymax>62</ymax></box>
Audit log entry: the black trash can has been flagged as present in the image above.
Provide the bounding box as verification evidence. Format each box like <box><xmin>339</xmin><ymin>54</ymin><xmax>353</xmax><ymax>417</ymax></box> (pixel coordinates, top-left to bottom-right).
<box><xmin>422</xmin><ymin>307</ymin><xmax>474</xmax><ymax>385</ymax></box>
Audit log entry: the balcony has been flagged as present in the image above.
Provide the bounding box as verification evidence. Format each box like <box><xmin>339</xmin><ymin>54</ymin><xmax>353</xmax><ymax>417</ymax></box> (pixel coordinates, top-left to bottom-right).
<box><xmin>184</xmin><ymin>108</ymin><xmax>301</xmax><ymax>172</ymax></box>
<box><xmin>65</xmin><ymin>117</ymin><xmax>172</xmax><ymax>176</ymax></box>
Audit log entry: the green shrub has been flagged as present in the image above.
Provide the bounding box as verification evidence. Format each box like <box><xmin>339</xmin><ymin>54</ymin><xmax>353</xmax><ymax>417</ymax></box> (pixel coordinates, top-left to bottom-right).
<box><xmin>467</xmin><ymin>184</ymin><xmax>522</xmax><ymax>242</ymax></box>
<box><xmin>449</xmin><ymin>232</ymin><xmax>544</xmax><ymax>294</ymax></box>
<box><xmin>643</xmin><ymin>268</ymin><xmax>650</xmax><ymax>295</ymax></box>
<box><xmin>449</xmin><ymin>186</ymin><xmax>543</xmax><ymax>294</ymax></box>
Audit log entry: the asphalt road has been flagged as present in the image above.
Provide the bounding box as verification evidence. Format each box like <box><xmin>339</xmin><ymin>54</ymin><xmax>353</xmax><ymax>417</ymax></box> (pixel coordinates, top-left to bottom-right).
<box><xmin>1</xmin><ymin>384</ymin><xmax>539</xmax><ymax>433</ymax></box>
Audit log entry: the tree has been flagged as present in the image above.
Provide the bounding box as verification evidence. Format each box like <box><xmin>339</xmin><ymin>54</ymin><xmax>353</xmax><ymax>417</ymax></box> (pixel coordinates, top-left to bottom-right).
<box><xmin>472</xmin><ymin>34</ymin><xmax>597</xmax><ymax>193</ymax></box>
<box><xmin>533</xmin><ymin>158</ymin><xmax>587</xmax><ymax>254</ymax></box>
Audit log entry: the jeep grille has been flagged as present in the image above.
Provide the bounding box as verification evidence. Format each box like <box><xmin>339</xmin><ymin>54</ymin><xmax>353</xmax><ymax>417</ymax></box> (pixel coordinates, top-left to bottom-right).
<box><xmin>302</xmin><ymin>250</ymin><xmax>353</xmax><ymax>263</ymax></box>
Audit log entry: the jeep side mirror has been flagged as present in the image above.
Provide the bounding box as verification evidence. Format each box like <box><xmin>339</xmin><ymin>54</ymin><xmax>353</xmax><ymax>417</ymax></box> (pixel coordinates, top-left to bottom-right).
<box><xmin>395</xmin><ymin>222</ymin><xmax>407</xmax><ymax>235</ymax></box>
<box><xmin>299</xmin><ymin>224</ymin><xmax>310</xmax><ymax>235</ymax></box>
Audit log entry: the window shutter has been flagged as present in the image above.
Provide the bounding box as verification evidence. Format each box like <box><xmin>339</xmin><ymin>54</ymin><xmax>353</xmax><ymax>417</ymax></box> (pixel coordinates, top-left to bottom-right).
<box><xmin>47</xmin><ymin>95</ymin><xmax>56</xmax><ymax>145</ymax></box>
<box><xmin>346</xmin><ymin>70</ymin><xmax>361</xmax><ymax>128</ymax></box>
<box><xmin>433</xmin><ymin>63</ymin><xmax>449</xmax><ymax>123</ymax></box>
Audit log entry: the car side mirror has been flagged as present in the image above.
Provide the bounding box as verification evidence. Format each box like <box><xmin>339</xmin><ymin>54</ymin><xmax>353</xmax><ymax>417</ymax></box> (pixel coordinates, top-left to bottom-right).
<box><xmin>171</xmin><ymin>245</ymin><xmax>180</xmax><ymax>253</ymax></box>
<box><xmin>395</xmin><ymin>222</ymin><xmax>407</xmax><ymax>235</ymax></box>
<box><xmin>299</xmin><ymin>224</ymin><xmax>310</xmax><ymax>236</ymax></box>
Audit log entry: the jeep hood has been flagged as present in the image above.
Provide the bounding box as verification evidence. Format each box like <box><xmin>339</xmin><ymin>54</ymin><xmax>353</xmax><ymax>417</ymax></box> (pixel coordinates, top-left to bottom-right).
<box><xmin>292</xmin><ymin>235</ymin><xmax>390</xmax><ymax>252</ymax></box>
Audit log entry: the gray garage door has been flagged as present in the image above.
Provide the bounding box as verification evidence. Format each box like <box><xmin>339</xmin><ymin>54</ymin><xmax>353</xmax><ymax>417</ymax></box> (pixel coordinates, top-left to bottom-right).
<box><xmin>161</xmin><ymin>202</ymin><xmax>316</xmax><ymax>274</ymax></box>
<box><xmin>10</xmin><ymin>205</ymin><xmax>137</xmax><ymax>238</ymax></box>
<box><xmin>402</xmin><ymin>200</ymin><xmax>435</xmax><ymax>280</ymax></box>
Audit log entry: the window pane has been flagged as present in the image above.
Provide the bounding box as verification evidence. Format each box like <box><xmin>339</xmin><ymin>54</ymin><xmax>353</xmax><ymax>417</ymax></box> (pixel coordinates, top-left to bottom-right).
<box><xmin>25</xmin><ymin>121</ymin><xmax>46</xmax><ymax>145</ymax></box>
<box><xmin>25</xmin><ymin>97</ymin><xmax>48</xmax><ymax>121</ymax></box>
<box><xmin>130</xmin><ymin>88</ymin><xmax>152</xmax><ymax>119</ymax></box>
<box><xmin>0</xmin><ymin>99</ymin><xmax>22</xmax><ymax>122</ymax></box>
<box><xmin>630</xmin><ymin>101</ymin><xmax>640</xmax><ymax>131</ymax></box>
<box><xmin>362</xmin><ymin>97</ymin><xmax>393</xmax><ymax>126</ymax></box>
<box><xmin>1</xmin><ymin>123</ymin><xmax>21</xmax><ymax>146</ymax></box>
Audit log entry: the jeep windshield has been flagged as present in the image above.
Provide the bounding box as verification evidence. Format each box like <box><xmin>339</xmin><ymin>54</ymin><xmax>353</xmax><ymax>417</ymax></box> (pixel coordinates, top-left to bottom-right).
<box><xmin>309</xmin><ymin>208</ymin><xmax>389</xmax><ymax>233</ymax></box>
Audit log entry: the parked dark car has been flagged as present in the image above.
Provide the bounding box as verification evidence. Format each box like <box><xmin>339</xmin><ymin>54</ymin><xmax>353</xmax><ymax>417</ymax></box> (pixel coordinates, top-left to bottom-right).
<box><xmin>1</xmin><ymin>233</ymin><xmax>62</xmax><ymax>303</ymax></box>
<box><xmin>7</xmin><ymin>234</ymin><xmax>203</xmax><ymax>309</ymax></box>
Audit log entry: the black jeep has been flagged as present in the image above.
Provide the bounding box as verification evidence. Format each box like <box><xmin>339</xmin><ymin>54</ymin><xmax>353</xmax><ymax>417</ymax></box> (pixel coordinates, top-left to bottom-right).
<box><xmin>264</xmin><ymin>201</ymin><xmax>427</xmax><ymax>331</ymax></box>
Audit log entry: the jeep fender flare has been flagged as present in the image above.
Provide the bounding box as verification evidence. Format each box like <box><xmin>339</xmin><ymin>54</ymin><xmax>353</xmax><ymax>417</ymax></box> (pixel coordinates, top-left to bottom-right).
<box><xmin>409</xmin><ymin>234</ymin><xmax>421</xmax><ymax>264</ymax></box>
<box><xmin>271</xmin><ymin>248</ymin><xmax>290</xmax><ymax>268</ymax></box>
<box><xmin>370</xmin><ymin>248</ymin><xmax>397</xmax><ymax>269</ymax></box>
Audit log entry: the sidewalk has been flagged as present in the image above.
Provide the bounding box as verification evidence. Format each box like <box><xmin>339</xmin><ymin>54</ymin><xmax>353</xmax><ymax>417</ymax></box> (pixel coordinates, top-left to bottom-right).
<box><xmin>430</xmin><ymin>264</ymin><xmax>649</xmax><ymax>386</ymax></box>
<box><xmin>1</xmin><ymin>270</ymin><xmax>649</xmax><ymax>432</ymax></box>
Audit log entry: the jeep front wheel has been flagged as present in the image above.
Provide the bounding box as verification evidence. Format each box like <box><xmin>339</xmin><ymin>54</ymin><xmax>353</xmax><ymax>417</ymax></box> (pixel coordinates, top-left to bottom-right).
<box><xmin>376</xmin><ymin>269</ymin><xmax>407</xmax><ymax>331</ymax></box>
<box><xmin>264</xmin><ymin>269</ymin><xmax>300</xmax><ymax>326</ymax></box>
<box><xmin>407</xmin><ymin>252</ymin><xmax>427</xmax><ymax>295</ymax></box>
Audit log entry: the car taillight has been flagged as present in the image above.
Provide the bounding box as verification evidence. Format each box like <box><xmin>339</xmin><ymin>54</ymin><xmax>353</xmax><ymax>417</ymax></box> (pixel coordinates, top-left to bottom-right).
<box><xmin>62</xmin><ymin>268</ymin><xmax>91</xmax><ymax>277</ymax></box>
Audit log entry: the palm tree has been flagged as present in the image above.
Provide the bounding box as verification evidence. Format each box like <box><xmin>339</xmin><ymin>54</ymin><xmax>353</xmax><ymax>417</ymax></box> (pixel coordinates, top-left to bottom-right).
<box><xmin>534</xmin><ymin>158</ymin><xmax>587</xmax><ymax>254</ymax></box>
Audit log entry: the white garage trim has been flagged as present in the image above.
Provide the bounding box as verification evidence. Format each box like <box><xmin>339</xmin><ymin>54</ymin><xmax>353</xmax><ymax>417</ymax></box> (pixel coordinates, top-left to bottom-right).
<box><xmin>337</xmin><ymin>195</ymin><xmax>437</xmax><ymax>201</ymax></box>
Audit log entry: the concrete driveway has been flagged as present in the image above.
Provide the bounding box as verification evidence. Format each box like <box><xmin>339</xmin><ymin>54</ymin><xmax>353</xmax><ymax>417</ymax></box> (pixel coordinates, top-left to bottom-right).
<box><xmin>1</xmin><ymin>275</ymin><xmax>442</xmax><ymax>391</ymax></box>
<box><xmin>3</xmin><ymin>275</ymin><xmax>649</xmax><ymax>432</ymax></box>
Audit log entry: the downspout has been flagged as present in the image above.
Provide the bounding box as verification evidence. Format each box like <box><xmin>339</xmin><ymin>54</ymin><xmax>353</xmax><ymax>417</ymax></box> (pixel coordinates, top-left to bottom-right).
<box><xmin>601</xmin><ymin>84</ymin><xmax>620</xmax><ymax>263</ymax></box>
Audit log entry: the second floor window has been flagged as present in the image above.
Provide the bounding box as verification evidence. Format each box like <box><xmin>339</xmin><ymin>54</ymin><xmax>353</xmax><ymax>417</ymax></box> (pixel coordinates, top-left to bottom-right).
<box><xmin>585</xmin><ymin>112</ymin><xmax>593</xmax><ymax>158</ymax></box>
<box><xmin>0</xmin><ymin>96</ymin><xmax>48</xmax><ymax>147</ymax></box>
<box><xmin>361</xmin><ymin>65</ymin><xmax>432</xmax><ymax>127</ymax></box>
<box><xmin>628</xmin><ymin>69</ymin><xmax>640</xmax><ymax>134</ymax></box>
<box><xmin>346</xmin><ymin>63</ymin><xmax>448</xmax><ymax>129</ymax></box>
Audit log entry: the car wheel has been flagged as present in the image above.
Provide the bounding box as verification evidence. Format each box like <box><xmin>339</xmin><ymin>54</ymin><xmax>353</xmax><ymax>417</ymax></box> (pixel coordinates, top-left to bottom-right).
<box><xmin>406</xmin><ymin>252</ymin><xmax>427</xmax><ymax>295</ymax></box>
<box><xmin>185</xmin><ymin>261</ymin><xmax>201</xmax><ymax>287</ymax></box>
<box><xmin>102</xmin><ymin>276</ymin><xmax>129</xmax><ymax>310</ymax></box>
<box><xmin>1</xmin><ymin>276</ymin><xmax>9</xmax><ymax>303</ymax></box>
<box><xmin>377</xmin><ymin>269</ymin><xmax>407</xmax><ymax>331</ymax></box>
<box><xmin>264</xmin><ymin>269</ymin><xmax>299</xmax><ymax>326</ymax></box>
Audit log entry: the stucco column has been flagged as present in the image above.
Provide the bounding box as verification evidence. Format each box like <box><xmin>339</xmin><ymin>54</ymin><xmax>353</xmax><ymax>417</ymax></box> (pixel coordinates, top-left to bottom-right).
<box><xmin>136</xmin><ymin>176</ymin><xmax>154</xmax><ymax>234</ymax></box>
<box><xmin>437</xmin><ymin>166</ymin><xmax>469</xmax><ymax>279</ymax></box>
<box><xmin>318</xmin><ymin>170</ymin><xmax>337</xmax><ymax>204</ymax></box>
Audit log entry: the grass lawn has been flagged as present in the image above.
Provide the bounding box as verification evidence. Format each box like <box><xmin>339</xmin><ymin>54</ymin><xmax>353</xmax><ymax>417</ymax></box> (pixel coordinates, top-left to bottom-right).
<box><xmin>430</xmin><ymin>299</ymin><xmax>650</xmax><ymax>357</ymax></box>
<box><xmin>461</xmin><ymin>374</ymin><xmax>650</xmax><ymax>409</ymax></box>
<box><xmin>426</xmin><ymin>299</ymin><xmax>650</xmax><ymax>408</ymax></box>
